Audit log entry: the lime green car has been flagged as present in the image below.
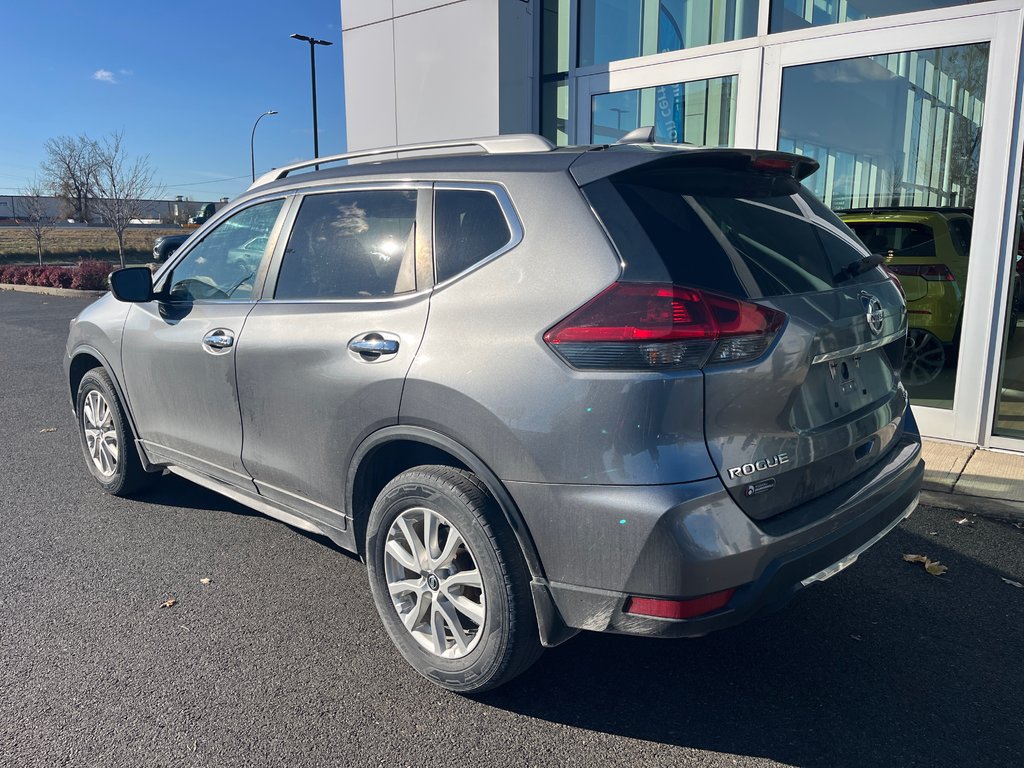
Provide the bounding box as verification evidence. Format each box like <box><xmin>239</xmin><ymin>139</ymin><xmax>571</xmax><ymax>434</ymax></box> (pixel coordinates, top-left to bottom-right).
<box><xmin>839</xmin><ymin>208</ymin><xmax>968</xmax><ymax>386</ymax></box>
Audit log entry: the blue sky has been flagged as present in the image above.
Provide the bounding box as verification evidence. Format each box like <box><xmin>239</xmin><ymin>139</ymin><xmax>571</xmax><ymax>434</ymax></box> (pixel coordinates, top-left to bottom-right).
<box><xmin>0</xmin><ymin>0</ymin><xmax>346</xmax><ymax>203</ymax></box>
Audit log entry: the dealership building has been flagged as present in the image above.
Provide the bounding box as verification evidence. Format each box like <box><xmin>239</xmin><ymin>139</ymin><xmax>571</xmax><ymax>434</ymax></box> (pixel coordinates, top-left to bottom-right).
<box><xmin>341</xmin><ymin>0</ymin><xmax>1024</xmax><ymax>453</ymax></box>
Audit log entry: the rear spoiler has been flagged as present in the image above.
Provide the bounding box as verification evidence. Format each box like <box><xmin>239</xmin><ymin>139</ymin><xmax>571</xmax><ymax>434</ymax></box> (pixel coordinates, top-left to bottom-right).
<box><xmin>569</xmin><ymin>145</ymin><xmax>820</xmax><ymax>186</ymax></box>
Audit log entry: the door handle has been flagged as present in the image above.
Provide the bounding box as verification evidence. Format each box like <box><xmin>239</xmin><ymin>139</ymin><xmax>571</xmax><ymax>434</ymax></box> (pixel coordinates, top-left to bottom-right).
<box><xmin>203</xmin><ymin>329</ymin><xmax>235</xmax><ymax>351</ymax></box>
<box><xmin>348</xmin><ymin>334</ymin><xmax>399</xmax><ymax>359</ymax></box>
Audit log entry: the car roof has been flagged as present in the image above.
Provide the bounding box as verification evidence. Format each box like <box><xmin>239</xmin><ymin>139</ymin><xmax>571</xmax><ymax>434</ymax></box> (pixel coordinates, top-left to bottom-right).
<box><xmin>246</xmin><ymin>141</ymin><xmax>818</xmax><ymax>198</ymax></box>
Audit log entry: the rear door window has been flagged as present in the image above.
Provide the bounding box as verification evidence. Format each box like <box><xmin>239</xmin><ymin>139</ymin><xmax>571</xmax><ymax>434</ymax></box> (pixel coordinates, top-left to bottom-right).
<box><xmin>433</xmin><ymin>188</ymin><xmax>513</xmax><ymax>282</ymax></box>
<box><xmin>583</xmin><ymin>168</ymin><xmax>877</xmax><ymax>299</ymax></box>
<box><xmin>274</xmin><ymin>190</ymin><xmax>418</xmax><ymax>300</ymax></box>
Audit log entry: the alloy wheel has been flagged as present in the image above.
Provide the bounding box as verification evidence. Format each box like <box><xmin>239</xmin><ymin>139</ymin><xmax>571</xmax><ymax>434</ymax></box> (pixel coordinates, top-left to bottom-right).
<box><xmin>902</xmin><ymin>329</ymin><xmax>946</xmax><ymax>387</ymax></box>
<box><xmin>383</xmin><ymin>507</ymin><xmax>486</xmax><ymax>659</ymax></box>
<box><xmin>83</xmin><ymin>390</ymin><xmax>119</xmax><ymax>477</ymax></box>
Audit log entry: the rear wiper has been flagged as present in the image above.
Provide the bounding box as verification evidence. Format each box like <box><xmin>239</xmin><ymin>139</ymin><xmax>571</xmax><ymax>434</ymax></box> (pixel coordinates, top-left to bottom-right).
<box><xmin>835</xmin><ymin>253</ymin><xmax>885</xmax><ymax>282</ymax></box>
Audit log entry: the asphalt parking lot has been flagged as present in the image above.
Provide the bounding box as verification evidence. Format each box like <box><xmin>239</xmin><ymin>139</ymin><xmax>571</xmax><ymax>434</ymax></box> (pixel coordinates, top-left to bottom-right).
<box><xmin>1</xmin><ymin>289</ymin><xmax>1022</xmax><ymax>768</ymax></box>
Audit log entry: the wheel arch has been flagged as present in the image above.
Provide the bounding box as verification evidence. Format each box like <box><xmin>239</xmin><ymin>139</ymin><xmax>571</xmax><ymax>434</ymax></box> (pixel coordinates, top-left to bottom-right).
<box><xmin>68</xmin><ymin>345</ymin><xmax>149</xmax><ymax>466</ymax></box>
<box><xmin>347</xmin><ymin>426</ymin><xmax>546</xmax><ymax>581</ymax></box>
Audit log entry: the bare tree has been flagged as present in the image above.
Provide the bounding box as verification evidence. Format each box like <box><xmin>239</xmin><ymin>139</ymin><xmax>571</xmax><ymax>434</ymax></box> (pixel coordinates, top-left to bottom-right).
<box><xmin>18</xmin><ymin>180</ymin><xmax>56</xmax><ymax>265</ymax></box>
<box><xmin>90</xmin><ymin>132</ymin><xmax>161</xmax><ymax>268</ymax></box>
<box><xmin>41</xmin><ymin>135</ymin><xmax>100</xmax><ymax>222</ymax></box>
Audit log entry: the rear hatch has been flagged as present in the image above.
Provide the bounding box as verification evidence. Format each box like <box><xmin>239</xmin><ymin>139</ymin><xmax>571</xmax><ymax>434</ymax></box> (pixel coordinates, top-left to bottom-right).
<box><xmin>574</xmin><ymin>148</ymin><xmax>910</xmax><ymax>520</ymax></box>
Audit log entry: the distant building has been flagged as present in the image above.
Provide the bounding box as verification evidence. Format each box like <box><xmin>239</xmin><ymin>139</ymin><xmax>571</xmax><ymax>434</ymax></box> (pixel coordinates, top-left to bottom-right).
<box><xmin>339</xmin><ymin>0</ymin><xmax>1024</xmax><ymax>453</ymax></box>
<box><xmin>0</xmin><ymin>195</ymin><xmax>217</xmax><ymax>225</ymax></box>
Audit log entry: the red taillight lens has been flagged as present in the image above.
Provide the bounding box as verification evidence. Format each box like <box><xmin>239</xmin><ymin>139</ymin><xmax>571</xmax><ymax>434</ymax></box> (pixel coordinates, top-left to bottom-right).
<box><xmin>881</xmin><ymin>265</ymin><xmax>906</xmax><ymax>300</ymax></box>
<box><xmin>543</xmin><ymin>282</ymin><xmax>785</xmax><ymax>370</ymax></box>
<box><xmin>887</xmin><ymin>264</ymin><xmax>955</xmax><ymax>282</ymax></box>
<box><xmin>750</xmin><ymin>156</ymin><xmax>796</xmax><ymax>173</ymax></box>
<box><xmin>624</xmin><ymin>589</ymin><xmax>736</xmax><ymax>620</ymax></box>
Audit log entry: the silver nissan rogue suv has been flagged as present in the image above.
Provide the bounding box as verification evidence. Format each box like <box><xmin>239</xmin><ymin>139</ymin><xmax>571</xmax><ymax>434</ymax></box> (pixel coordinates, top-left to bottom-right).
<box><xmin>64</xmin><ymin>133</ymin><xmax>923</xmax><ymax>692</ymax></box>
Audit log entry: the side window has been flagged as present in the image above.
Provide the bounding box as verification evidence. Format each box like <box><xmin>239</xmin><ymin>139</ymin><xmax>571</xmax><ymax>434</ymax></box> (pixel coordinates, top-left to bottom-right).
<box><xmin>948</xmin><ymin>217</ymin><xmax>973</xmax><ymax>257</ymax></box>
<box><xmin>168</xmin><ymin>199</ymin><xmax>284</xmax><ymax>301</ymax></box>
<box><xmin>434</xmin><ymin>189</ymin><xmax>513</xmax><ymax>282</ymax></box>
<box><xmin>274</xmin><ymin>190</ymin><xmax>417</xmax><ymax>300</ymax></box>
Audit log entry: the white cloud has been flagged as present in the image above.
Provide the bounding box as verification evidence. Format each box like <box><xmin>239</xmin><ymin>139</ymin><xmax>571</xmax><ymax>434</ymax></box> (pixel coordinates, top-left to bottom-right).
<box><xmin>118</xmin><ymin>68</ymin><xmax>133</xmax><ymax>76</ymax></box>
<box><xmin>93</xmin><ymin>69</ymin><xmax>117</xmax><ymax>83</ymax></box>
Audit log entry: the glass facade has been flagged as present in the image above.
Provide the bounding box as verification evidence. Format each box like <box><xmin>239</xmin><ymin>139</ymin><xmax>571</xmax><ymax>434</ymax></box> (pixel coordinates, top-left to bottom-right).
<box><xmin>556</xmin><ymin>0</ymin><xmax>1024</xmax><ymax>445</ymax></box>
<box><xmin>993</xmin><ymin>167</ymin><xmax>1024</xmax><ymax>438</ymax></box>
<box><xmin>778</xmin><ymin>43</ymin><xmax>989</xmax><ymax>410</ymax></box>
<box><xmin>770</xmin><ymin>1</ymin><xmax>987</xmax><ymax>34</ymax></box>
<box><xmin>540</xmin><ymin>0</ymin><xmax>571</xmax><ymax>145</ymax></box>
<box><xmin>578</xmin><ymin>1</ymin><xmax>758</xmax><ymax>67</ymax></box>
<box><xmin>591</xmin><ymin>75</ymin><xmax>737</xmax><ymax>144</ymax></box>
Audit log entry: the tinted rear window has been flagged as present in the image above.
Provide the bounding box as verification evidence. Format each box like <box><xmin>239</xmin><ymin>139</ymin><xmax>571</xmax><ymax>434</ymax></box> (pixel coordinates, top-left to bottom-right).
<box><xmin>434</xmin><ymin>189</ymin><xmax>512</xmax><ymax>282</ymax></box>
<box><xmin>583</xmin><ymin>168</ymin><xmax>878</xmax><ymax>298</ymax></box>
<box><xmin>845</xmin><ymin>222</ymin><xmax>938</xmax><ymax>259</ymax></box>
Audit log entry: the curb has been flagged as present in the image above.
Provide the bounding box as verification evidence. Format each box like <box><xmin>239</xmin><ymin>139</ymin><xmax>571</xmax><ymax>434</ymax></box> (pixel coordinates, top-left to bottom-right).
<box><xmin>921</xmin><ymin>488</ymin><xmax>1024</xmax><ymax>523</ymax></box>
<box><xmin>1</xmin><ymin>283</ymin><xmax>105</xmax><ymax>298</ymax></box>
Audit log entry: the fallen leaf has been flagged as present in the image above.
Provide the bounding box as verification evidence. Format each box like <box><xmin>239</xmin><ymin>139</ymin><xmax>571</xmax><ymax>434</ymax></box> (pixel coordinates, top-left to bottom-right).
<box><xmin>928</xmin><ymin>531</ymin><xmax>939</xmax><ymax>536</ymax></box>
<box><xmin>160</xmin><ymin>598</ymin><xmax>177</xmax><ymax>609</ymax></box>
<box><xmin>39</xmin><ymin>427</ymin><xmax>57</xmax><ymax>433</ymax></box>
<box><xmin>903</xmin><ymin>553</ymin><xmax>948</xmax><ymax>576</ymax></box>
<box><xmin>199</xmin><ymin>578</ymin><xmax>212</xmax><ymax>585</ymax></box>
<box><xmin>1001</xmin><ymin>577</ymin><xmax>1024</xmax><ymax>589</ymax></box>
<box><xmin>954</xmin><ymin>517</ymin><xmax>972</xmax><ymax>525</ymax></box>
<box><xmin>1013</xmin><ymin>522</ymin><xmax>1024</xmax><ymax>530</ymax></box>
<box><xmin>850</xmin><ymin>634</ymin><xmax>863</xmax><ymax>642</ymax></box>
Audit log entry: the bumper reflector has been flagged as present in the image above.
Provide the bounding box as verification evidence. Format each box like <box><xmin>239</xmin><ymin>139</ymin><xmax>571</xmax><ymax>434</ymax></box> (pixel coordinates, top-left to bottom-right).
<box><xmin>624</xmin><ymin>589</ymin><xmax>736</xmax><ymax>620</ymax></box>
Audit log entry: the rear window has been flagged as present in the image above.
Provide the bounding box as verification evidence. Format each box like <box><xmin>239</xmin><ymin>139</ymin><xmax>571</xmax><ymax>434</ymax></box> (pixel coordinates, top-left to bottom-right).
<box><xmin>845</xmin><ymin>222</ymin><xmax>938</xmax><ymax>259</ymax></box>
<box><xmin>583</xmin><ymin>168</ymin><xmax>879</xmax><ymax>298</ymax></box>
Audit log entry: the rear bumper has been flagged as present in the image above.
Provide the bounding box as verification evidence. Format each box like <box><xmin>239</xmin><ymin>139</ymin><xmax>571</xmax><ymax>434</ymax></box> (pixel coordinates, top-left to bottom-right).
<box><xmin>509</xmin><ymin>431</ymin><xmax>922</xmax><ymax>639</ymax></box>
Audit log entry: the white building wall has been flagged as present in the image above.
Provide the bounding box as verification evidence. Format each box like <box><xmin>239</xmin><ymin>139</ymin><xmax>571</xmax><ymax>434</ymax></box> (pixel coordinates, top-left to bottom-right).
<box><xmin>341</xmin><ymin>0</ymin><xmax>534</xmax><ymax>151</ymax></box>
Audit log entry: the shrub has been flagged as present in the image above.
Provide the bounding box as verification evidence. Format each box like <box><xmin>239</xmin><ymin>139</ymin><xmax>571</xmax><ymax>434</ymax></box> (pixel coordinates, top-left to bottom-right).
<box><xmin>1</xmin><ymin>260</ymin><xmax>111</xmax><ymax>290</ymax></box>
<box><xmin>72</xmin><ymin>260</ymin><xmax>113</xmax><ymax>291</ymax></box>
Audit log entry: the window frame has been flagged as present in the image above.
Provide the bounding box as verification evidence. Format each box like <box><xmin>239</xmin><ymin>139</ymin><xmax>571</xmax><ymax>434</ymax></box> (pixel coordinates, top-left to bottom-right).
<box><xmin>431</xmin><ymin>181</ymin><xmax>524</xmax><ymax>290</ymax></box>
<box><xmin>260</xmin><ymin>182</ymin><xmax>433</xmax><ymax>305</ymax></box>
<box><xmin>154</xmin><ymin>194</ymin><xmax>293</xmax><ymax>305</ymax></box>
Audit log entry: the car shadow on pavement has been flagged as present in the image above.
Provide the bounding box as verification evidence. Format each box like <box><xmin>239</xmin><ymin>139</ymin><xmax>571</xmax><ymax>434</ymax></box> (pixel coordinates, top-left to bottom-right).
<box><xmin>477</xmin><ymin>523</ymin><xmax>1024</xmax><ymax>767</ymax></box>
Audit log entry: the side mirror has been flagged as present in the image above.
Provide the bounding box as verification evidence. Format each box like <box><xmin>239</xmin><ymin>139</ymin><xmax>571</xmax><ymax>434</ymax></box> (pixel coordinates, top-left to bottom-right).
<box><xmin>109</xmin><ymin>266</ymin><xmax>154</xmax><ymax>303</ymax></box>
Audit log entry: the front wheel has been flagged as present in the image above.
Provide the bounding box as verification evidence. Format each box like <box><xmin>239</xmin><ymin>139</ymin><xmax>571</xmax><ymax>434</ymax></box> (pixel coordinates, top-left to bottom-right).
<box><xmin>366</xmin><ymin>466</ymin><xmax>542</xmax><ymax>693</ymax></box>
<box><xmin>76</xmin><ymin>369</ymin><xmax>154</xmax><ymax>496</ymax></box>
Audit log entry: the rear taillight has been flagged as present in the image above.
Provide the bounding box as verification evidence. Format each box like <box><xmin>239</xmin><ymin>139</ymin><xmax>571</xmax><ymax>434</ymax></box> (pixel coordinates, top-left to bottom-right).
<box><xmin>880</xmin><ymin>265</ymin><xmax>906</xmax><ymax>300</ymax></box>
<box><xmin>887</xmin><ymin>264</ymin><xmax>956</xmax><ymax>282</ymax></box>
<box><xmin>543</xmin><ymin>282</ymin><xmax>785</xmax><ymax>370</ymax></box>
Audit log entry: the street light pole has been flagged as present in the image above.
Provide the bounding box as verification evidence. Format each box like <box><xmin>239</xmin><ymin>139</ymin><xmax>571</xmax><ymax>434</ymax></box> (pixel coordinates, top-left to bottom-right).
<box><xmin>290</xmin><ymin>33</ymin><xmax>333</xmax><ymax>169</ymax></box>
<box><xmin>250</xmin><ymin>110</ymin><xmax>278</xmax><ymax>183</ymax></box>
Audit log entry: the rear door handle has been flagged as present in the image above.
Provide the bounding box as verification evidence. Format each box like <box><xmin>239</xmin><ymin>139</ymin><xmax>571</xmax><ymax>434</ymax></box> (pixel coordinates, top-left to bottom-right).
<box><xmin>203</xmin><ymin>329</ymin><xmax>235</xmax><ymax>351</ymax></box>
<box><xmin>348</xmin><ymin>333</ymin><xmax>399</xmax><ymax>360</ymax></box>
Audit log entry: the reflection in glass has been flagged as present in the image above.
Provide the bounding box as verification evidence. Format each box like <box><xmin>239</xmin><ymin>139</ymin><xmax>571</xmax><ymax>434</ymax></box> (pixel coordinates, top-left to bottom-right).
<box><xmin>540</xmin><ymin>0</ymin><xmax>570</xmax><ymax>145</ymax></box>
<box><xmin>770</xmin><ymin>0</ymin><xmax>986</xmax><ymax>34</ymax></box>
<box><xmin>778</xmin><ymin>43</ymin><xmax>989</xmax><ymax>410</ymax></box>
<box><xmin>993</xmin><ymin>170</ymin><xmax>1024</xmax><ymax>438</ymax></box>
<box><xmin>578</xmin><ymin>0</ymin><xmax>757</xmax><ymax>68</ymax></box>
<box><xmin>592</xmin><ymin>75</ymin><xmax>736</xmax><ymax>145</ymax></box>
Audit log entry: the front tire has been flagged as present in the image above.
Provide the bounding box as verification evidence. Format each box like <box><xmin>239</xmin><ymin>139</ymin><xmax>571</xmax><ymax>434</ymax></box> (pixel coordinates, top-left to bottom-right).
<box><xmin>76</xmin><ymin>368</ymin><xmax>153</xmax><ymax>496</ymax></box>
<box><xmin>366</xmin><ymin>466</ymin><xmax>542</xmax><ymax>693</ymax></box>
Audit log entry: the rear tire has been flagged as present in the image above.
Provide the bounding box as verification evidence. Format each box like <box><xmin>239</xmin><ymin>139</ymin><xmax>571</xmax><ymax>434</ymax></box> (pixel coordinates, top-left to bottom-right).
<box><xmin>76</xmin><ymin>369</ymin><xmax>154</xmax><ymax>496</ymax></box>
<box><xmin>366</xmin><ymin>466</ymin><xmax>543</xmax><ymax>693</ymax></box>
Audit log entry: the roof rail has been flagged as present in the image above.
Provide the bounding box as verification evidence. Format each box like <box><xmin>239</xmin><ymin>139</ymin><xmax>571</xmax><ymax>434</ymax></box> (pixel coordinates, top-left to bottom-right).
<box><xmin>250</xmin><ymin>134</ymin><xmax>555</xmax><ymax>189</ymax></box>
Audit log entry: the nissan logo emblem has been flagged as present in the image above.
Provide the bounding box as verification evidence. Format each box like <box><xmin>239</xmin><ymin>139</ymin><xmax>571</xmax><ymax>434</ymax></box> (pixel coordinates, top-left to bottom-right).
<box><xmin>861</xmin><ymin>292</ymin><xmax>885</xmax><ymax>336</ymax></box>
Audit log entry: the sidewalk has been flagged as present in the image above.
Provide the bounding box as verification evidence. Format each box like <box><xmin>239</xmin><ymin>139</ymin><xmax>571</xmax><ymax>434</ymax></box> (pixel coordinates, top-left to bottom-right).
<box><xmin>922</xmin><ymin>439</ymin><xmax>1024</xmax><ymax>521</ymax></box>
